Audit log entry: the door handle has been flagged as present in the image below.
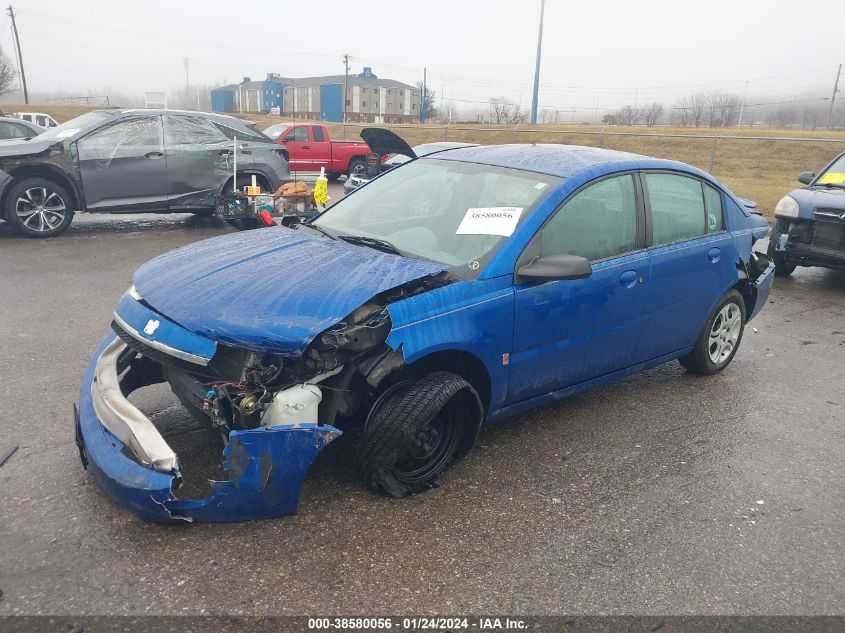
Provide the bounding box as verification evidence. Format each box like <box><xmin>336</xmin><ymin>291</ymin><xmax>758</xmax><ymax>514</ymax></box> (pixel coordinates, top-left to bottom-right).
<box><xmin>302</xmin><ymin>145</ymin><xmax>311</xmax><ymax>150</ymax></box>
<box><xmin>707</xmin><ymin>247</ymin><xmax>721</xmax><ymax>263</ymax></box>
<box><xmin>619</xmin><ymin>270</ymin><xmax>641</xmax><ymax>288</ymax></box>
<box><xmin>144</xmin><ymin>151</ymin><xmax>164</xmax><ymax>159</ymax></box>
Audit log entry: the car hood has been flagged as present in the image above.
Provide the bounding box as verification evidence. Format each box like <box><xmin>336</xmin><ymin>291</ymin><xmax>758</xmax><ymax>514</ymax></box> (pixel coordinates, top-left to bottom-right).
<box><xmin>788</xmin><ymin>187</ymin><xmax>845</xmax><ymax>216</ymax></box>
<box><xmin>0</xmin><ymin>138</ymin><xmax>56</xmax><ymax>158</ymax></box>
<box><xmin>133</xmin><ymin>227</ymin><xmax>447</xmax><ymax>355</ymax></box>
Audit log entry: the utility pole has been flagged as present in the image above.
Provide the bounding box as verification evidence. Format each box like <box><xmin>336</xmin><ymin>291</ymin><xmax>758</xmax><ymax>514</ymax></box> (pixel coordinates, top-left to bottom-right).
<box><xmin>738</xmin><ymin>80</ymin><xmax>748</xmax><ymax>127</ymax></box>
<box><xmin>183</xmin><ymin>57</ymin><xmax>190</xmax><ymax>89</ymax></box>
<box><xmin>343</xmin><ymin>54</ymin><xmax>349</xmax><ymax>123</ymax></box>
<box><xmin>7</xmin><ymin>6</ymin><xmax>28</xmax><ymax>104</ymax></box>
<box><xmin>827</xmin><ymin>63</ymin><xmax>841</xmax><ymax>130</ymax></box>
<box><xmin>530</xmin><ymin>0</ymin><xmax>545</xmax><ymax>125</ymax></box>
<box><xmin>422</xmin><ymin>67</ymin><xmax>427</xmax><ymax>124</ymax></box>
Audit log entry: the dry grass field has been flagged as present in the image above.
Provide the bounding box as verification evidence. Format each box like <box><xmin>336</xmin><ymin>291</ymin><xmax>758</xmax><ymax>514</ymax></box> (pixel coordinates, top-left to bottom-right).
<box><xmin>3</xmin><ymin>103</ymin><xmax>843</xmax><ymax>217</ymax></box>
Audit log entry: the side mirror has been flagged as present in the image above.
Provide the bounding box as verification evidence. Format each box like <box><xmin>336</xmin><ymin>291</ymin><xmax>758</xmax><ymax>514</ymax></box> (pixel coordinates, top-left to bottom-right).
<box><xmin>798</xmin><ymin>171</ymin><xmax>815</xmax><ymax>185</ymax></box>
<box><xmin>517</xmin><ymin>254</ymin><xmax>592</xmax><ymax>283</ymax></box>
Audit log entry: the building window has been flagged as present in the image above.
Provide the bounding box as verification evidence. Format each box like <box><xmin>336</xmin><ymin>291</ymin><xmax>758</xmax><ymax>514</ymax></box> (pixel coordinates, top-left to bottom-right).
<box><xmin>399</xmin><ymin>90</ymin><xmax>403</xmax><ymax>97</ymax></box>
<box><xmin>388</xmin><ymin>103</ymin><xmax>392</xmax><ymax>108</ymax></box>
<box><xmin>412</xmin><ymin>103</ymin><xmax>417</xmax><ymax>110</ymax></box>
<box><xmin>346</xmin><ymin>99</ymin><xmax>351</xmax><ymax>106</ymax></box>
<box><xmin>362</xmin><ymin>101</ymin><xmax>367</xmax><ymax>107</ymax></box>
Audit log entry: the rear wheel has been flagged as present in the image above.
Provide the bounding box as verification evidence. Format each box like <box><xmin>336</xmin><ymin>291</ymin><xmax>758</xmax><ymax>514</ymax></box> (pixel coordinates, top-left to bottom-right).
<box><xmin>679</xmin><ymin>289</ymin><xmax>746</xmax><ymax>375</ymax></box>
<box><xmin>355</xmin><ymin>371</ymin><xmax>482</xmax><ymax>498</ymax></box>
<box><xmin>326</xmin><ymin>172</ymin><xmax>342</xmax><ymax>181</ymax></box>
<box><xmin>4</xmin><ymin>178</ymin><xmax>75</xmax><ymax>238</ymax></box>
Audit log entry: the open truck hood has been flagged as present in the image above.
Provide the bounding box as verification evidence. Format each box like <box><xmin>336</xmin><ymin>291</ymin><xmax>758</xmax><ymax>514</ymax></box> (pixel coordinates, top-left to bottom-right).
<box><xmin>133</xmin><ymin>227</ymin><xmax>447</xmax><ymax>355</ymax></box>
<box><xmin>360</xmin><ymin>128</ymin><xmax>416</xmax><ymax>159</ymax></box>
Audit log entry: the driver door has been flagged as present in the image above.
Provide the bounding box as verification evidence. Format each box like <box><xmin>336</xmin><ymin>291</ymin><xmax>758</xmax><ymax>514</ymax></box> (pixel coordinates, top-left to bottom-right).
<box><xmin>279</xmin><ymin>125</ymin><xmax>311</xmax><ymax>172</ymax></box>
<box><xmin>508</xmin><ymin>173</ymin><xmax>649</xmax><ymax>402</ymax></box>
<box><xmin>76</xmin><ymin>116</ymin><xmax>167</xmax><ymax>212</ymax></box>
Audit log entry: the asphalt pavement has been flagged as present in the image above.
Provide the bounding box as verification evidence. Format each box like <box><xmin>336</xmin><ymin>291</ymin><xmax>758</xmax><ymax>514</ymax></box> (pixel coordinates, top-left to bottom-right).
<box><xmin>0</xmin><ymin>196</ymin><xmax>842</xmax><ymax>616</ymax></box>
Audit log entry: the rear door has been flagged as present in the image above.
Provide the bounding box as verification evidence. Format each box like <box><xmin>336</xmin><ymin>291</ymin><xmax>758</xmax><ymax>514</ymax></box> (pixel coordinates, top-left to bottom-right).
<box><xmin>308</xmin><ymin>126</ymin><xmax>331</xmax><ymax>172</ymax></box>
<box><xmin>76</xmin><ymin>115</ymin><xmax>167</xmax><ymax>212</ymax></box>
<box><xmin>509</xmin><ymin>173</ymin><xmax>649</xmax><ymax>402</ymax></box>
<box><xmin>637</xmin><ymin>171</ymin><xmax>736</xmax><ymax>360</ymax></box>
<box><xmin>162</xmin><ymin>114</ymin><xmax>233</xmax><ymax>210</ymax></box>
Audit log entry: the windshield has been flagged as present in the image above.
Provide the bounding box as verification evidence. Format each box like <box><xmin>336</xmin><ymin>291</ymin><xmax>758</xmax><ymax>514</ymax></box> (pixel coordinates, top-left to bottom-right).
<box><xmin>313</xmin><ymin>157</ymin><xmax>560</xmax><ymax>267</ymax></box>
<box><xmin>816</xmin><ymin>153</ymin><xmax>845</xmax><ymax>187</ymax></box>
<box><xmin>263</xmin><ymin>123</ymin><xmax>287</xmax><ymax>140</ymax></box>
<box><xmin>34</xmin><ymin>111</ymin><xmax>114</xmax><ymax>141</ymax></box>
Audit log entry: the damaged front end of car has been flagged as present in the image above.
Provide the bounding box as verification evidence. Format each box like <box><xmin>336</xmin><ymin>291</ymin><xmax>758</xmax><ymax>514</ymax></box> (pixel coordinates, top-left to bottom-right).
<box><xmin>76</xmin><ymin>270</ymin><xmax>451</xmax><ymax>524</ymax></box>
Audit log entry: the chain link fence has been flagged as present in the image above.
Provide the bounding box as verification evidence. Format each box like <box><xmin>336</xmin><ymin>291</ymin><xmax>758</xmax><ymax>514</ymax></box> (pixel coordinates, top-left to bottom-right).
<box><xmin>328</xmin><ymin>122</ymin><xmax>845</xmax><ymax>216</ymax></box>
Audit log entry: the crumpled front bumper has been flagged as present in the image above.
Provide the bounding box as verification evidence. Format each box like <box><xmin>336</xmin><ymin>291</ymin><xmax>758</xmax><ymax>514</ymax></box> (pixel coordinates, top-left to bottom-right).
<box><xmin>75</xmin><ymin>334</ymin><xmax>341</xmax><ymax>524</ymax></box>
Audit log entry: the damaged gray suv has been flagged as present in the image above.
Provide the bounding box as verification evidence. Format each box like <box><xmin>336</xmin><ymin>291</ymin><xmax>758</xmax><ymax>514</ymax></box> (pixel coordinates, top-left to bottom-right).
<box><xmin>0</xmin><ymin>109</ymin><xmax>289</xmax><ymax>237</ymax></box>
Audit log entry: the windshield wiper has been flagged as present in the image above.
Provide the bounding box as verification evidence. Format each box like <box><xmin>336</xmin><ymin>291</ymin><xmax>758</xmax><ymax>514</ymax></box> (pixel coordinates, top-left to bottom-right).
<box><xmin>298</xmin><ymin>223</ymin><xmax>336</xmax><ymax>239</ymax></box>
<box><xmin>338</xmin><ymin>234</ymin><xmax>406</xmax><ymax>256</ymax></box>
<box><xmin>815</xmin><ymin>182</ymin><xmax>845</xmax><ymax>190</ymax></box>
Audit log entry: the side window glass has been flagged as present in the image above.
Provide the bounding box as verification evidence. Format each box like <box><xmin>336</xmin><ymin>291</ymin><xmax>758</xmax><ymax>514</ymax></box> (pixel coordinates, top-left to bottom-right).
<box><xmin>36</xmin><ymin>116</ymin><xmax>48</xmax><ymax>127</ymax></box>
<box><xmin>77</xmin><ymin>118</ymin><xmax>161</xmax><ymax>160</ymax></box>
<box><xmin>703</xmin><ymin>183</ymin><xmax>725</xmax><ymax>233</ymax></box>
<box><xmin>288</xmin><ymin>127</ymin><xmax>308</xmax><ymax>142</ymax></box>
<box><xmin>541</xmin><ymin>174</ymin><xmax>638</xmax><ymax>261</ymax></box>
<box><xmin>312</xmin><ymin>127</ymin><xmax>325</xmax><ymax>142</ymax></box>
<box><xmin>164</xmin><ymin>115</ymin><xmax>228</xmax><ymax>146</ymax></box>
<box><xmin>0</xmin><ymin>122</ymin><xmax>11</xmax><ymax>138</ymax></box>
<box><xmin>13</xmin><ymin>124</ymin><xmax>31</xmax><ymax>137</ymax></box>
<box><xmin>646</xmin><ymin>173</ymin><xmax>706</xmax><ymax>245</ymax></box>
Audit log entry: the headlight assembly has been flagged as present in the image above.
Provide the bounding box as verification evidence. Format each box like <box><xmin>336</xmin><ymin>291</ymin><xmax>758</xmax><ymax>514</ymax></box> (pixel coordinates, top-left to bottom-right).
<box><xmin>774</xmin><ymin>195</ymin><xmax>800</xmax><ymax>218</ymax></box>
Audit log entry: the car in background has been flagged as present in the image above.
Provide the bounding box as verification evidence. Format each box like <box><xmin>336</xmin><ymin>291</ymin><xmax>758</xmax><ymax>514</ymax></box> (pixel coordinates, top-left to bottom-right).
<box><xmin>0</xmin><ymin>116</ymin><xmax>45</xmax><ymax>140</ymax></box>
<box><xmin>344</xmin><ymin>140</ymin><xmax>479</xmax><ymax>194</ymax></box>
<box><xmin>262</xmin><ymin>123</ymin><xmax>371</xmax><ymax>180</ymax></box>
<box><xmin>76</xmin><ymin>144</ymin><xmax>774</xmax><ymax>523</ymax></box>
<box><xmin>768</xmin><ymin>151</ymin><xmax>845</xmax><ymax>276</ymax></box>
<box><xmin>14</xmin><ymin>112</ymin><xmax>59</xmax><ymax>128</ymax></box>
<box><xmin>0</xmin><ymin>109</ymin><xmax>289</xmax><ymax>237</ymax></box>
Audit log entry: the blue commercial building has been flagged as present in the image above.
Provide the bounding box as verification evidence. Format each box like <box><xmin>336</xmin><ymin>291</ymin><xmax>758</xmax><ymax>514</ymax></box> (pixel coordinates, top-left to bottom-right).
<box><xmin>210</xmin><ymin>68</ymin><xmax>419</xmax><ymax>123</ymax></box>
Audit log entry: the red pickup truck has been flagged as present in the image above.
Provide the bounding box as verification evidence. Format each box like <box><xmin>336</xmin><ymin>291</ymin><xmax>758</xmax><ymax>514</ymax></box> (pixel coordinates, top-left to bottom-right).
<box><xmin>262</xmin><ymin>123</ymin><xmax>372</xmax><ymax>179</ymax></box>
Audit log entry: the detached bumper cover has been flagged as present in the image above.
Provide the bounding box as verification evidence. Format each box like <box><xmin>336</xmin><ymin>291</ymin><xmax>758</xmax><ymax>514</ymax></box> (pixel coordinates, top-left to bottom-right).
<box><xmin>748</xmin><ymin>258</ymin><xmax>775</xmax><ymax>322</ymax></box>
<box><xmin>76</xmin><ymin>334</ymin><xmax>341</xmax><ymax>523</ymax></box>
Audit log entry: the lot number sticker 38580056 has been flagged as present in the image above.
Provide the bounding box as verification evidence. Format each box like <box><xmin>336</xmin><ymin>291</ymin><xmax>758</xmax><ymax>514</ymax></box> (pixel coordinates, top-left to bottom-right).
<box><xmin>456</xmin><ymin>207</ymin><xmax>523</xmax><ymax>237</ymax></box>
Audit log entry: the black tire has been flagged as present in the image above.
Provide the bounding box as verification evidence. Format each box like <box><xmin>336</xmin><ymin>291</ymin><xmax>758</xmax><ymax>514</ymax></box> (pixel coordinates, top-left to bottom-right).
<box><xmin>4</xmin><ymin>177</ymin><xmax>75</xmax><ymax>238</ymax></box>
<box><xmin>355</xmin><ymin>371</ymin><xmax>483</xmax><ymax>498</ymax></box>
<box><xmin>347</xmin><ymin>158</ymin><xmax>366</xmax><ymax>179</ymax></box>
<box><xmin>679</xmin><ymin>289</ymin><xmax>746</xmax><ymax>375</ymax></box>
<box><xmin>326</xmin><ymin>172</ymin><xmax>342</xmax><ymax>182</ymax></box>
<box><xmin>767</xmin><ymin>234</ymin><xmax>796</xmax><ymax>277</ymax></box>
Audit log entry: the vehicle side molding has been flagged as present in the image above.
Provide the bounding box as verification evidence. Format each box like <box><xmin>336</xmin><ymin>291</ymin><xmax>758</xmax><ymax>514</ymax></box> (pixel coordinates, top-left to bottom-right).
<box><xmin>798</xmin><ymin>171</ymin><xmax>815</xmax><ymax>185</ymax></box>
<box><xmin>516</xmin><ymin>254</ymin><xmax>593</xmax><ymax>283</ymax></box>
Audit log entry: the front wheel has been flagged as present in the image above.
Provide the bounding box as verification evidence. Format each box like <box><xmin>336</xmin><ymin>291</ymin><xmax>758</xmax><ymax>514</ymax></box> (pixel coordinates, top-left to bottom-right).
<box><xmin>354</xmin><ymin>371</ymin><xmax>483</xmax><ymax>498</ymax></box>
<box><xmin>679</xmin><ymin>289</ymin><xmax>746</xmax><ymax>375</ymax></box>
<box><xmin>767</xmin><ymin>237</ymin><xmax>796</xmax><ymax>277</ymax></box>
<box><xmin>4</xmin><ymin>178</ymin><xmax>75</xmax><ymax>238</ymax></box>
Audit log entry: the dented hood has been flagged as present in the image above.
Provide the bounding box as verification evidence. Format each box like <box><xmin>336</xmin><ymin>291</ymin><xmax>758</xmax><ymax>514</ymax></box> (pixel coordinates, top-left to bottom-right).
<box><xmin>133</xmin><ymin>227</ymin><xmax>446</xmax><ymax>355</ymax></box>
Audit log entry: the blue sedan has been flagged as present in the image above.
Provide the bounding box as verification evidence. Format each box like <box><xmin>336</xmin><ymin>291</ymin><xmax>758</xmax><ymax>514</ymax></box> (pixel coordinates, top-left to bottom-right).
<box><xmin>76</xmin><ymin>144</ymin><xmax>774</xmax><ymax>523</ymax></box>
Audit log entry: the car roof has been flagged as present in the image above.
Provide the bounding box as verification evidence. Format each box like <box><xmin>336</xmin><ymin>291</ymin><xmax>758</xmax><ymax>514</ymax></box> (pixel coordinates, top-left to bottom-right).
<box><xmin>117</xmin><ymin>109</ymin><xmax>256</xmax><ymax>126</ymax></box>
<box><xmin>430</xmin><ymin>143</ymin><xmax>705</xmax><ymax>180</ymax></box>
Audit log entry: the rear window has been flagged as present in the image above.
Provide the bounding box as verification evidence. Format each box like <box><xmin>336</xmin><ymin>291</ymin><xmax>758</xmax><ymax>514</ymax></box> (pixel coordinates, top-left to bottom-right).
<box><xmin>212</xmin><ymin>121</ymin><xmax>267</xmax><ymax>141</ymax></box>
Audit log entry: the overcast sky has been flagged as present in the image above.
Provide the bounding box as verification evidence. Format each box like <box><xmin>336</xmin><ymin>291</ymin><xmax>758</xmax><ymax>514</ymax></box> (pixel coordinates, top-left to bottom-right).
<box><xmin>5</xmin><ymin>0</ymin><xmax>844</xmax><ymax>115</ymax></box>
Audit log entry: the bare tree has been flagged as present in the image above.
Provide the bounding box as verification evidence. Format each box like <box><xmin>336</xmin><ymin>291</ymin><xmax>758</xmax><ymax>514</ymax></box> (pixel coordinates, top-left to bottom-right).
<box><xmin>768</xmin><ymin>106</ymin><xmax>796</xmax><ymax>128</ymax></box>
<box><xmin>704</xmin><ymin>91</ymin><xmax>742</xmax><ymax>127</ymax></box>
<box><xmin>0</xmin><ymin>46</ymin><xmax>18</xmax><ymax>96</ymax></box>
<box><xmin>674</xmin><ymin>93</ymin><xmax>707</xmax><ymax>127</ymax></box>
<box><xmin>641</xmin><ymin>102</ymin><xmax>664</xmax><ymax>127</ymax></box>
<box><xmin>416</xmin><ymin>81</ymin><xmax>438</xmax><ymax>122</ymax></box>
<box><xmin>617</xmin><ymin>104</ymin><xmax>641</xmax><ymax>126</ymax></box>
<box><xmin>488</xmin><ymin>96</ymin><xmax>527</xmax><ymax>125</ymax></box>
<box><xmin>800</xmin><ymin>105</ymin><xmax>825</xmax><ymax>130</ymax></box>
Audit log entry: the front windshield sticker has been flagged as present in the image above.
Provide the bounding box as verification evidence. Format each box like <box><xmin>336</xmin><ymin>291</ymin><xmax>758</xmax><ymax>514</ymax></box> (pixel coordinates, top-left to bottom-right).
<box><xmin>456</xmin><ymin>207</ymin><xmax>523</xmax><ymax>237</ymax></box>
<box><xmin>55</xmin><ymin>129</ymin><xmax>79</xmax><ymax>139</ymax></box>
<box><xmin>818</xmin><ymin>172</ymin><xmax>845</xmax><ymax>185</ymax></box>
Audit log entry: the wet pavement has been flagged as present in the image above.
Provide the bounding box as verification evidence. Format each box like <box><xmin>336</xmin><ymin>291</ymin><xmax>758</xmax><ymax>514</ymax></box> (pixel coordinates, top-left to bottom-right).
<box><xmin>0</xmin><ymin>202</ymin><xmax>842</xmax><ymax>615</ymax></box>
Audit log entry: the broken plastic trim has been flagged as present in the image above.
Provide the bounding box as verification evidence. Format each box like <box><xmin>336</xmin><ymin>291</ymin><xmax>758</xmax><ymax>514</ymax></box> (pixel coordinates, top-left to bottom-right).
<box><xmin>77</xmin><ymin>334</ymin><xmax>341</xmax><ymax>523</ymax></box>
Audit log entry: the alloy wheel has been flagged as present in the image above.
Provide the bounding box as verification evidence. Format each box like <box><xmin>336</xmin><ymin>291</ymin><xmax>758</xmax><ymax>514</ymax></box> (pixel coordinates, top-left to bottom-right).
<box><xmin>16</xmin><ymin>186</ymin><xmax>67</xmax><ymax>233</ymax></box>
<box><xmin>708</xmin><ymin>302</ymin><xmax>742</xmax><ymax>364</ymax></box>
